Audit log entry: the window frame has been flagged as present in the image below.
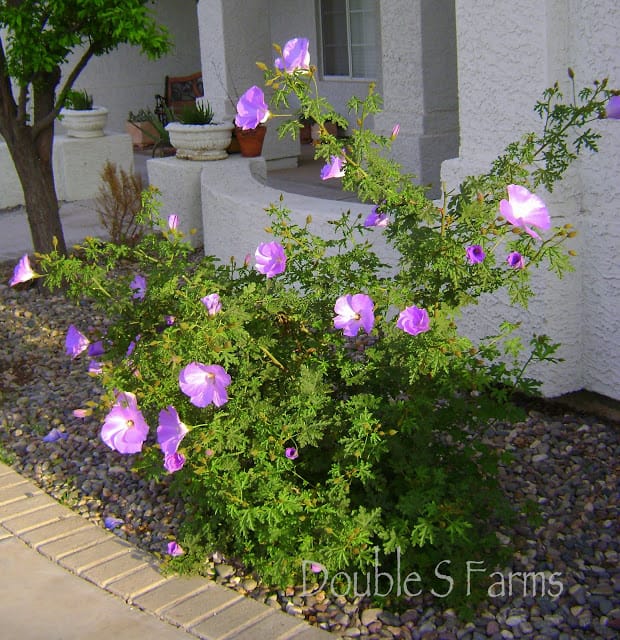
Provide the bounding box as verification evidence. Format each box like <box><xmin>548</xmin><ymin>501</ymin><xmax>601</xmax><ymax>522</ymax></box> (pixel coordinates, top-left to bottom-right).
<box><xmin>317</xmin><ymin>0</ymin><xmax>379</xmax><ymax>81</ymax></box>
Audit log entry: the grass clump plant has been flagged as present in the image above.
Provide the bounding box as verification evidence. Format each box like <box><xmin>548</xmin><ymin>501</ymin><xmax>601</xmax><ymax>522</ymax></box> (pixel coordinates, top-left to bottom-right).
<box><xmin>95</xmin><ymin>161</ymin><xmax>144</xmax><ymax>247</ymax></box>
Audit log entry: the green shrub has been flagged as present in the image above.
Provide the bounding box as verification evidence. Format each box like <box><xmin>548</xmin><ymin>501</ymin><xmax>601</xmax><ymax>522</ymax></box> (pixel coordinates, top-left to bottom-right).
<box><xmin>26</xmin><ymin>42</ymin><xmax>617</xmax><ymax>603</ymax></box>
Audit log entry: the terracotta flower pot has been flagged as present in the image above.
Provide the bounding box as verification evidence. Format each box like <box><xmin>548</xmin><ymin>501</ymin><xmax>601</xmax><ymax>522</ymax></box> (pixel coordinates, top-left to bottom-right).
<box><xmin>234</xmin><ymin>124</ymin><xmax>267</xmax><ymax>157</ymax></box>
<box><xmin>125</xmin><ymin>121</ymin><xmax>159</xmax><ymax>148</ymax></box>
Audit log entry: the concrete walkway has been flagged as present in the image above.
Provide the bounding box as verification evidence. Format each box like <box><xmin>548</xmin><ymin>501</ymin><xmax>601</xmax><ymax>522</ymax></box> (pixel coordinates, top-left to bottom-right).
<box><xmin>0</xmin><ymin>463</ymin><xmax>332</xmax><ymax>640</ymax></box>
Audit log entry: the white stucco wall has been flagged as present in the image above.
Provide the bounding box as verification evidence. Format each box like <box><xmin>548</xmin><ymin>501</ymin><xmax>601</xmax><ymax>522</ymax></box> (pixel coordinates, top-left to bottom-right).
<box><xmin>0</xmin><ymin>134</ymin><xmax>134</xmax><ymax>207</ymax></box>
<box><xmin>442</xmin><ymin>0</ymin><xmax>620</xmax><ymax>399</ymax></box>
<box><xmin>199</xmin><ymin>157</ymin><xmax>389</xmax><ymax>268</ymax></box>
<box><xmin>63</xmin><ymin>0</ymin><xmax>201</xmax><ymax>133</ymax></box>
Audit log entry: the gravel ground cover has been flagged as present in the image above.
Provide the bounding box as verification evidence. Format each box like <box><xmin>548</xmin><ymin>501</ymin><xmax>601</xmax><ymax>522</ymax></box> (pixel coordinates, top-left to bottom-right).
<box><xmin>1</xmin><ymin>277</ymin><xmax>618</xmax><ymax>640</ymax></box>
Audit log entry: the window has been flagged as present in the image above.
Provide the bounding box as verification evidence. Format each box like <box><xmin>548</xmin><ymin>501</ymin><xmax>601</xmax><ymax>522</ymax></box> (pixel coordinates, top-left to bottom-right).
<box><xmin>319</xmin><ymin>0</ymin><xmax>379</xmax><ymax>79</ymax></box>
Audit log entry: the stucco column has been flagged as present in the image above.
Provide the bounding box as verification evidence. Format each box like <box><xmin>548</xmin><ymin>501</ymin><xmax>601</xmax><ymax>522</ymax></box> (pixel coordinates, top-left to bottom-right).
<box><xmin>196</xmin><ymin>0</ymin><xmax>298</xmax><ymax>165</ymax></box>
<box><xmin>374</xmin><ymin>0</ymin><xmax>425</xmax><ymax>179</ymax></box>
<box><xmin>441</xmin><ymin>1</ymin><xmax>585</xmax><ymax>397</ymax></box>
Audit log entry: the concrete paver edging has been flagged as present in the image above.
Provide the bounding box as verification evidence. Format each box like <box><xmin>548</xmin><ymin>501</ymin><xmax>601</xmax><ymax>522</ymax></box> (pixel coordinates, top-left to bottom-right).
<box><xmin>0</xmin><ymin>462</ymin><xmax>335</xmax><ymax>640</ymax></box>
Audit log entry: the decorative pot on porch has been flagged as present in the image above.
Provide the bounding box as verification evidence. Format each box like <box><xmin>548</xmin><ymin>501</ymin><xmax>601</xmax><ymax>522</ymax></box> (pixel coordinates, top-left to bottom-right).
<box><xmin>59</xmin><ymin>89</ymin><xmax>108</xmax><ymax>138</ymax></box>
<box><xmin>234</xmin><ymin>124</ymin><xmax>266</xmax><ymax>157</ymax></box>
<box><xmin>165</xmin><ymin>99</ymin><xmax>234</xmax><ymax>160</ymax></box>
<box><xmin>60</xmin><ymin>107</ymin><xmax>108</xmax><ymax>138</ymax></box>
<box><xmin>166</xmin><ymin>121</ymin><xmax>234</xmax><ymax>160</ymax></box>
<box><xmin>311</xmin><ymin>120</ymin><xmax>338</xmax><ymax>142</ymax></box>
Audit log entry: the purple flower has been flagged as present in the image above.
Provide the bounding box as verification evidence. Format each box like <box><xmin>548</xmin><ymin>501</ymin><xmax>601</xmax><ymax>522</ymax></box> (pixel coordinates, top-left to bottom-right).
<box><xmin>42</xmin><ymin>428</ymin><xmax>68</xmax><ymax>443</ymax></box>
<box><xmin>604</xmin><ymin>95</ymin><xmax>620</xmax><ymax>119</ymax></box>
<box><xmin>466</xmin><ymin>245</ymin><xmax>486</xmax><ymax>264</ymax></box>
<box><xmin>100</xmin><ymin>391</ymin><xmax>149</xmax><ymax>454</ymax></box>
<box><xmin>255</xmin><ymin>241</ymin><xmax>287</xmax><ymax>278</ymax></box>
<box><xmin>499</xmin><ymin>185</ymin><xmax>551</xmax><ymax>240</ymax></box>
<box><xmin>168</xmin><ymin>214</ymin><xmax>179</xmax><ymax>230</ymax></box>
<box><xmin>164</xmin><ymin>452</ymin><xmax>186</xmax><ymax>473</ymax></box>
<box><xmin>275</xmin><ymin>37</ymin><xmax>310</xmax><ymax>73</ymax></box>
<box><xmin>201</xmin><ymin>293</ymin><xmax>222</xmax><ymax>316</ymax></box>
<box><xmin>179</xmin><ymin>363</ymin><xmax>231</xmax><ymax>408</ymax></box>
<box><xmin>126</xmin><ymin>335</ymin><xmax>141</xmax><ymax>358</ymax></box>
<box><xmin>333</xmin><ymin>294</ymin><xmax>375</xmax><ymax>337</ymax></box>
<box><xmin>311</xmin><ymin>562</ymin><xmax>324</xmax><ymax>573</ymax></box>
<box><xmin>9</xmin><ymin>254</ymin><xmax>36</xmax><ymax>286</ymax></box>
<box><xmin>396</xmin><ymin>306</ymin><xmax>431</xmax><ymax>336</ymax></box>
<box><xmin>506</xmin><ymin>251</ymin><xmax>526</xmax><ymax>269</ymax></box>
<box><xmin>167</xmin><ymin>541</ymin><xmax>184</xmax><ymax>556</ymax></box>
<box><xmin>157</xmin><ymin>406</ymin><xmax>188</xmax><ymax>456</ymax></box>
<box><xmin>364</xmin><ymin>206</ymin><xmax>389</xmax><ymax>228</ymax></box>
<box><xmin>88</xmin><ymin>360</ymin><xmax>103</xmax><ymax>375</ymax></box>
<box><xmin>285</xmin><ymin>447</ymin><xmax>299</xmax><ymax>460</ymax></box>
<box><xmin>88</xmin><ymin>341</ymin><xmax>105</xmax><ymax>357</ymax></box>
<box><xmin>130</xmin><ymin>274</ymin><xmax>146</xmax><ymax>300</ymax></box>
<box><xmin>65</xmin><ymin>325</ymin><xmax>90</xmax><ymax>359</ymax></box>
<box><xmin>391</xmin><ymin>124</ymin><xmax>400</xmax><ymax>140</ymax></box>
<box><xmin>235</xmin><ymin>85</ymin><xmax>270</xmax><ymax>130</ymax></box>
<box><xmin>104</xmin><ymin>516</ymin><xmax>124</xmax><ymax>530</ymax></box>
<box><xmin>320</xmin><ymin>155</ymin><xmax>345</xmax><ymax>180</ymax></box>
<box><xmin>165</xmin><ymin>315</ymin><xmax>176</xmax><ymax>326</ymax></box>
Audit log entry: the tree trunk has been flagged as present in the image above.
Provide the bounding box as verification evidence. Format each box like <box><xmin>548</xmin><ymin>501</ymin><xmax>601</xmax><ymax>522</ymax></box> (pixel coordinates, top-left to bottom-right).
<box><xmin>8</xmin><ymin>124</ymin><xmax>67</xmax><ymax>255</ymax></box>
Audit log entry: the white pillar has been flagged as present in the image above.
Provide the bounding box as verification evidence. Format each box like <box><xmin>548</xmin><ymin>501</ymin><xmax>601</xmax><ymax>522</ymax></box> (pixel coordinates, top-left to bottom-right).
<box><xmin>196</xmin><ymin>0</ymin><xmax>298</xmax><ymax>166</ymax></box>
<box><xmin>442</xmin><ymin>0</ymin><xmax>620</xmax><ymax>399</ymax></box>
<box><xmin>374</xmin><ymin>0</ymin><xmax>425</xmax><ymax>175</ymax></box>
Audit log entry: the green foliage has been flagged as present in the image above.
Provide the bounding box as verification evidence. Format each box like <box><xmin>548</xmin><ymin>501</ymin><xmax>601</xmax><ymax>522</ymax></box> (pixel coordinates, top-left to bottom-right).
<box><xmin>128</xmin><ymin>108</ymin><xmax>156</xmax><ymax>123</ymax></box>
<box><xmin>33</xmin><ymin>56</ymin><xmax>617</xmax><ymax>604</ymax></box>
<box><xmin>0</xmin><ymin>1</ymin><xmax>171</xmax><ymax>84</ymax></box>
<box><xmin>64</xmin><ymin>88</ymin><xmax>93</xmax><ymax>110</ymax></box>
<box><xmin>178</xmin><ymin>101</ymin><xmax>215</xmax><ymax>125</ymax></box>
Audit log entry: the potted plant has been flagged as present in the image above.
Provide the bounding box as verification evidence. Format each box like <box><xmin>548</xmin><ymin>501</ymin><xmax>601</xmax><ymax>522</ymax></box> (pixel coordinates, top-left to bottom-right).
<box><xmin>59</xmin><ymin>89</ymin><xmax>108</xmax><ymax>138</ymax></box>
<box><xmin>310</xmin><ymin>117</ymin><xmax>342</xmax><ymax>142</ymax></box>
<box><xmin>233</xmin><ymin>123</ymin><xmax>267</xmax><ymax>157</ymax></box>
<box><xmin>234</xmin><ymin>86</ymin><xmax>269</xmax><ymax>157</ymax></box>
<box><xmin>126</xmin><ymin>109</ymin><xmax>160</xmax><ymax>148</ymax></box>
<box><xmin>165</xmin><ymin>99</ymin><xmax>234</xmax><ymax>160</ymax></box>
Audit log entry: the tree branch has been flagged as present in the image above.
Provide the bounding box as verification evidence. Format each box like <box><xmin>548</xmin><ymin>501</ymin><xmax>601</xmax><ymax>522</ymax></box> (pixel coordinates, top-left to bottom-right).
<box><xmin>32</xmin><ymin>42</ymin><xmax>96</xmax><ymax>137</ymax></box>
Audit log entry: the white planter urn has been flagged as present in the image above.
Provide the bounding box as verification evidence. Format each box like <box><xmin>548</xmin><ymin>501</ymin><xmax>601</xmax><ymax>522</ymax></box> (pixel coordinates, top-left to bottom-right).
<box><xmin>59</xmin><ymin>106</ymin><xmax>108</xmax><ymax>138</ymax></box>
<box><xmin>166</xmin><ymin>121</ymin><xmax>234</xmax><ymax>161</ymax></box>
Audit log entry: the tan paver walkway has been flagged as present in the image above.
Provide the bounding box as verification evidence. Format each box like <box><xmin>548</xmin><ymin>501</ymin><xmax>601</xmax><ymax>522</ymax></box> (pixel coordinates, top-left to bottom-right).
<box><xmin>0</xmin><ymin>462</ymin><xmax>334</xmax><ymax>640</ymax></box>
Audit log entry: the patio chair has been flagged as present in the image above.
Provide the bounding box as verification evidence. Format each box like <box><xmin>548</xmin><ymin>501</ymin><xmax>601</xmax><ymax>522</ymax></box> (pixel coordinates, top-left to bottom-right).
<box><xmin>154</xmin><ymin>71</ymin><xmax>204</xmax><ymax>125</ymax></box>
